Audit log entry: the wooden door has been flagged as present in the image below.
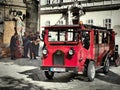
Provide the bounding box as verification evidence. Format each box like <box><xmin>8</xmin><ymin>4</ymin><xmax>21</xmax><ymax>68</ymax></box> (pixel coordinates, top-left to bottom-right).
<box><xmin>3</xmin><ymin>21</ymin><xmax>15</xmax><ymax>45</ymax></box>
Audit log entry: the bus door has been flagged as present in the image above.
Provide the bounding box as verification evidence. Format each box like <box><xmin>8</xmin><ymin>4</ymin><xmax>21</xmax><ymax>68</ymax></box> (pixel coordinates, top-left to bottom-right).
<box><xmin>81</xmin><ymin>31</ymin><xmax>90</xmax><ymax>50</ymax></box>
<box><xmin>94</xmin><ymin>31</ymin><xmax>99</xmax><ymax>66</ymax></box>
<box><xmin>97</xmin><ymin>31</ymin><xmax>108</xmax><ymax>66</ymax></box>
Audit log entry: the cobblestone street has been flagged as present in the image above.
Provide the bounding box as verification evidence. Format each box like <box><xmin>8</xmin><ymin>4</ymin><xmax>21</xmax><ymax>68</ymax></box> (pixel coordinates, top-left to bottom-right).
<box><xmin>0</xmin><ymin>57</ymin><xmax>120</xmax><ymax>90</ymax></box>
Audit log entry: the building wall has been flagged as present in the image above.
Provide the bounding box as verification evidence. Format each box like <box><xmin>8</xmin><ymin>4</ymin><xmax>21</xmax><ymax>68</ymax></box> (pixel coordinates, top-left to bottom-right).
<box><xmin>0</xmin><ymin>0</ymin><xmax>26</xmax><ymax>44</ymax></box>
<box><xmin>41</xmin><ymin>0</ymin><xmax>72</xmax><ymax>5</ymax></box>
<box><xmin>80</xmin><ymin>10</ymin><xmax>120</xmax><ymax>33</ymax></box>
<box><xmin>41</xmin><ymin>9</ymin><xmax>120</xmax><ymax>28</ymax></box>
<box><xmin>26</xmin><ymin>0</ymin><xmax>38</xmax><ymax>32</ymax></box>
<box><xmin>40</xmin><ymin>0</ymin><xmax>120</xmax><ymax>28</ymax></box>
<box><xmin>80</xmin><ymin>10</ymin><xmax>120</xmax><ymax>28</ymax></box>
<box><xmin>41</xmin><ymin>14</ymin><xmax>63</xmax><ymax>26</ymax></box>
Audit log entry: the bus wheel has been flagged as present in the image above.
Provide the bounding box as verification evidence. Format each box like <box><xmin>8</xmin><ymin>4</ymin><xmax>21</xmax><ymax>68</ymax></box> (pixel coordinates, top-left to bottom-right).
<box><xmin>87</xmin><ymin>61</ymin><xmax>95</xmax><ymax>81</ymax></box>
<box><xmin>115</xmin><ymin>55</ymin><xmax>120</xmax><ymax>67</ymax></box>
<box><xmin>103</xmin><ymin>56</ymin><xmax>110</xmax><ymax>74</ymax></box>
<box><xmin>45</xmin><ymin>71</ymin><xmax>54</xmax><ymax>80</ymax></box>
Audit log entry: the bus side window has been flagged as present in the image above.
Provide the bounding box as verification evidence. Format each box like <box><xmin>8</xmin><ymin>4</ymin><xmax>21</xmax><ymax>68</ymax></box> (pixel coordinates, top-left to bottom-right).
<box><xmin>106</xmin><ymin>33</ymin><xmax>109</xmax><ymax>43</ymax></box>
<box><xmin>102</xmin><ymin>32</ymin><xmax>104</xmax><ymax>43</ymax></box>
<box><xmin>102</xmin><ymin>32</ymin><xmax>108</xmax><ymax>44</ymax></box>
<box><xmin>82</xmin><ymin>31</ymin><xmax>90</xmax><ymax>49</ymax></box>
<box><xmin>103</xmin><ymin>32</ymin><xmax>108</xmax><ymax>43</ymax></box>
<box><xmin>102</xmin><ymin>32</ymin><xmax>107</xmax><ymax>44</ymax></box>
<box><xmin>94</xmin><ymin>31</ymin><xmax>98</xmax><ymax>44</ymax></box>
<box><xmin>99</xmin><ymin>32</ymin><xmax>103</xmax><ymax>44</ymax></box>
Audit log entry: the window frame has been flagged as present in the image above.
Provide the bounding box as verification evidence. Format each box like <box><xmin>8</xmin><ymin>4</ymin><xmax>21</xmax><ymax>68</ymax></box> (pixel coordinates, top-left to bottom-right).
<box><xmin>103</xmin><ymin>18</ymin><xmax>111</xmax><ymax>29</ymax></box>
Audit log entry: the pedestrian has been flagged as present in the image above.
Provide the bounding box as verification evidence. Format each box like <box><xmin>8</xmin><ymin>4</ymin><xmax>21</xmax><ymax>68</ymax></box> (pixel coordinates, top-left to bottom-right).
<box><xmin>0</xmin><ymin>45</ymin><xmax>2</xmax><ymax>59</ymax></box>
<box><xmin>29</xmin><ymin>32</ymin><xmax>37</xmax><ymax>60</ymax></box>
<box><xmin>35</xmin><ymin>31</ymin><xmax>40</xmax><ymax>57</ymax></box>
<box><xmin>22</xmin><ymin>32</ymin><xmax>30</xmax><ymax>58</ymax></box>
<box><xmin>10</xmin><ymin>27</ymin><xmax>18</xmax><ymax>60</ymax></box>
<box><xmin>15</xmin><ymin>34</ymin><xmax>23</xmax><ymax>58</ymax></box>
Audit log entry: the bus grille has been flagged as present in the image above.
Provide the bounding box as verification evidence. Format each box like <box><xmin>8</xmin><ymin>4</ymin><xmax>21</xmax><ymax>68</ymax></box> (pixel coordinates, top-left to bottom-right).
<box><xmin>53</xmin><ymin>50</ymin><xmax>64</xmax><ymax>65</ymax></box>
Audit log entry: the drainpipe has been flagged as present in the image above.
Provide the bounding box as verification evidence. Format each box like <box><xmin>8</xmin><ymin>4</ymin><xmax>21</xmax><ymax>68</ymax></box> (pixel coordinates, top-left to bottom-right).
<box><xmin>68</xmin><ymin>6</ymin><xmax>71</xmax><ymax>25</ymax></box>
<box><xmin>38</xmin><ymin>0</ymin><xmax>41</xmax><ymax>32</ymax></box>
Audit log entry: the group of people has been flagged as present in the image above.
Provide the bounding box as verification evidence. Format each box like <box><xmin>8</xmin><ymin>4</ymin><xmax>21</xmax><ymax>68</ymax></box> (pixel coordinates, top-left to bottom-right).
<box><xmin>10</xmin><ymin>27</ymin><xmax>40</xmax><ymax>60</ymax></box>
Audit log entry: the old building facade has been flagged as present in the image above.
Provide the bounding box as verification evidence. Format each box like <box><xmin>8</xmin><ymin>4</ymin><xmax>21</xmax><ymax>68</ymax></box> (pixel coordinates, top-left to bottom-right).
<box><xmin>40</xmin><ymin>0</ymin><xmax>120</xmax><ymax>52</ymax></box>
<box><xmin>0</xmin><ymin>0</ymin><xmax>38</xmax><ymax>45</ymax></box>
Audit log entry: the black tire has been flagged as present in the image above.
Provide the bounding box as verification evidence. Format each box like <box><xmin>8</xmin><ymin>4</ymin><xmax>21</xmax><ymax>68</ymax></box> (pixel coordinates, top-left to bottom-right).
<box><xmin>103</xmin><ymin>56</ymin><xmax>110</xmax><ymax>74</ymax></box>
<box><xmin>87</xmin><ymin>61</ymin><xmax>96</xmax><ymax>81</ymax></box>
<box><xmin>115</xmin><ymin>55</ymin><xmax>120</xmax><ymax>67</ymax></box>
<box><xmin>114</xmin><ymin>45</ymin><xmax>119</xmax><ymax>67</ymax></box>
<box><xmin>45</xmin><ymin>71</ymin><xmax>54</xmax><ymax>80</ymax></box>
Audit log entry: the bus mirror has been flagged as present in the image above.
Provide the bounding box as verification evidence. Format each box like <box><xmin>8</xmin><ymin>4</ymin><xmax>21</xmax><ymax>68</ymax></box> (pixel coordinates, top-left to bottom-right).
<box><xmin>42</xmin><ymin>30</ymin><xmax>46</xmax><ymax>37</ymax></box>
<box><xmin>42</xmin><ymin>31</ymin><xmax>45</xmax><ymax>36</ymax></box>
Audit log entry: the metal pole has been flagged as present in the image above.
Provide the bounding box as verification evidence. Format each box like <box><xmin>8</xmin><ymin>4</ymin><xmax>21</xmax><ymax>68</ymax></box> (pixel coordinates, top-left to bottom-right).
<box><xmin>68</xmin><ymin>6</ymin><xmax>71</xmax><ymax>25</ymax></box>
<box><xmin>39</xmin><ymin>0</ymin><xmax>41</xmax><ymax>32</ymax></box>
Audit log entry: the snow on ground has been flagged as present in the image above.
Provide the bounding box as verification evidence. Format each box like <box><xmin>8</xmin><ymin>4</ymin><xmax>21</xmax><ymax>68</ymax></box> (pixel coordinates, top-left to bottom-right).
<box><xmin>0</xmin><ymin>62</ymin><xmax>37</xmax><ymax>79</ymax></box>
<box><xmin>0</xmin><ymin>58</ymin><xmax>120</xmax><ymax>90</ymax></box>
<box><xmin>0</xmin><ymin>61</ymin><xmax>73</xmax><ymax>90</ymax></box>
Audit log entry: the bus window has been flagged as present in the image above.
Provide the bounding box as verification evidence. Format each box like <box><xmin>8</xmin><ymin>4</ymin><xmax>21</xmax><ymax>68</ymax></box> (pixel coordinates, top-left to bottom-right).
<box><xmin>48</xmin><ymin>32</ymin><xmax>58</xmax><ymax>41</ymax></box>
<box><xmin>102</xmin><ymin>32</ymin><xmax>108</xmax><ymax>43</ymax></box>
<box><xmin>94</xmin><ymin>31</ymin><xmax>98</xmax><ymax>44</ymax></box>
<box><xmin>68</xmin><ymin>29</ymin><xmax>73</xmax><ymax>41</ymax></box>
<box><xmin>106</xmin><ymin>33</ymin><xmax>109</xmax><ymax>43</ymax></box>
<box><xmin>48</xmin><ymin>28</ymin><xmax>81</xmax><ymax>43</ymax></box>
<box><xmin>99</xmin><ymin>32</ymin><xmax>102</xmax><ymax>44</ymax></box>
<box><xmin>82</xmin><ymin>31</ymin><xmax>90</xmax><ymax>49</ymax></box>
<box><xmin>102</xmin><ymin>32</ymin><xmax>104</xmax><ymax>43</ymax></box>
<box><xmin>60</xmin><ymin>32</ymin><xmax>65</xmax><ymax>41</ymax></box>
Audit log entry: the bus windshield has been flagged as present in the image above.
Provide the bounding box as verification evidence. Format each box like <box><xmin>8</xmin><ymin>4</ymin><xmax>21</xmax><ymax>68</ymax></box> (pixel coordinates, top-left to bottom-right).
<box><xmin>48</xmin><ymin>28</ymin><xmax>81</xmax><ymax>45</ymax></box>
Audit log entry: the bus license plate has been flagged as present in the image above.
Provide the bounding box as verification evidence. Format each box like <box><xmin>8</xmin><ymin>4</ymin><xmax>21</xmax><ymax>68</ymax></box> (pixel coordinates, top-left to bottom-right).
<box><xmin>50</xmin><ymin>68</ymin><xmax>65</xmax><ymax>72</ymax></box>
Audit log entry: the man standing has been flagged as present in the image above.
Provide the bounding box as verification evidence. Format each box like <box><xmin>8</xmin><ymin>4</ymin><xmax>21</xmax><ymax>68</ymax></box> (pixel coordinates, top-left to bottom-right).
<box><xmin>35</xmin><ymin>32</ymin><xmax>40</xmax><ymax>56</ymax></box>
<box><xmin>29</xmin><ymin>33</ymin><xmax>37</xmax><ymax>60</ymax></box>
<box><xmin>22</xmin><ymin>32</ymin><xmax>30</xmax><ymax>58</ymax></box>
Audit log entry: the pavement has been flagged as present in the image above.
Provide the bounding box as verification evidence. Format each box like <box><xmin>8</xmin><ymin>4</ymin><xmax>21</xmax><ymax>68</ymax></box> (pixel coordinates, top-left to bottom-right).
<box><xmin>0</xmin><ymin>57</ymin><xmax>120</xmax><ymax>90</ymax></box>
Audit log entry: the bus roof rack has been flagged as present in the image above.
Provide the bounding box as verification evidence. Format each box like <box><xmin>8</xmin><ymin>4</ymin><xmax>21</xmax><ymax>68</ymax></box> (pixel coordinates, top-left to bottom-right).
<box><xmin>84</xmin><ymin>24</ymin><xmax>107</xmax><ymax>30</ymax></box>
<box><xmin>107</xmin><ymin>29</ymin><xmax>113</xmax><ymax>31</ymax></box>
<box><xmin>43</xmin><ymin>24</ymin><xmax>112</xmax><ymax>31</ymax></box>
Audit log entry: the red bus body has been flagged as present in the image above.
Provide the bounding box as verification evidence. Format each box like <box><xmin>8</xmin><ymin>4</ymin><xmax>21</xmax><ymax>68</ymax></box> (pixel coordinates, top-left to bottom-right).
<box><xmin>41</xmin><ymin>24</ymin><xmax>117</xmax><ymax>81</ymax></box>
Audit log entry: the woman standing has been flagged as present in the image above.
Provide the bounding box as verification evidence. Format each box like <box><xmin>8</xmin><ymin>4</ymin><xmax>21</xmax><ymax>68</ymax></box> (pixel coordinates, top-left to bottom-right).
<box><xmin>10</xmin><ymin>28</ymin><xmax>18</xmax><ymax>60</ymax></box>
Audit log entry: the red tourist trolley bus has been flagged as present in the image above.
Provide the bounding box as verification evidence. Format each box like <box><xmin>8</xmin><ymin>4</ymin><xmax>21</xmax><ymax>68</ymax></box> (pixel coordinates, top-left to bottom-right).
<box><xmin>41</xmin><ymin>24</ymin><xmax>119</xmax><ymax>81</ymax></box>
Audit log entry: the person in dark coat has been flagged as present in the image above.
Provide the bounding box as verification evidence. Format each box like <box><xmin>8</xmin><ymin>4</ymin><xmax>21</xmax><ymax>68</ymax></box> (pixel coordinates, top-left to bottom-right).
<box><xmin>35</xmin><ymin>32</ymin><xmax>40</xmax><ymax>56</ymax></box>
<box><xmin>22</xmin><ymin>32</ymin><xmax>30</xmax><ymax>58</ymax></box>
<box><xmin>10</xmin><ymin>30</ymin><xmax>18</xmax><ymax>60</ymax></box>
<box><xmin>29</xmin><ymin>33</ymin><xmax>37</xmax><ymax>60</ymax></box>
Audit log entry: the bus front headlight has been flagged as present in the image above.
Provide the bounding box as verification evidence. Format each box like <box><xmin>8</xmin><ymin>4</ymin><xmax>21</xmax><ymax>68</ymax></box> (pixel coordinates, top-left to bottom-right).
<box><xmin>43</xmin><ymin>49</ymin><xmax>48</xmax><ymax>55</ymax></box>
<box><xmin>68</xmin><ymin>48</ymin><xmax>74</xmax><ymax>56</ymax></box>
